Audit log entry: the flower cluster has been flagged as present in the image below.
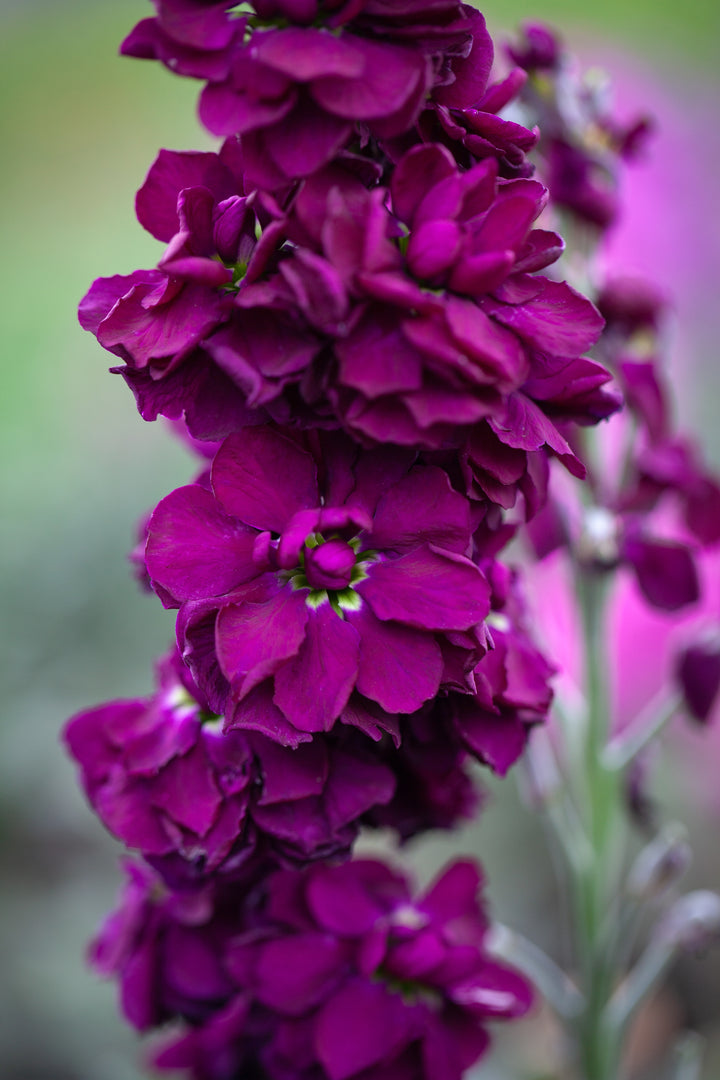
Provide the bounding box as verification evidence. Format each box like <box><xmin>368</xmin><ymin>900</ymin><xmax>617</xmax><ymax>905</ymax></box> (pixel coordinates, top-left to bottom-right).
<box><xmin>528</xmin><ymin>275</ymin><xmax>720</xmax><ymax>613</ymax></box>
<box><xmin>507</xmin><ymin>23</ymin><xmax>653</xmax><ymax>231</ymax></box>
<box><xmin>65</xmin><ymin>3</ymin><xmax>630</xmax><ymax>1077</ymax></box>
<box><xmin>94</xmin><ymin>858</ymin><xmax>531</xmax><ymax>1080</ymax></box>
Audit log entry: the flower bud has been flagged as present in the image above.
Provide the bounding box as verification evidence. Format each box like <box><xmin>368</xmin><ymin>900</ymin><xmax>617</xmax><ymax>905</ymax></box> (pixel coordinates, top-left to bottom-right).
<box><xmin>676</xmin><ymin>631</ymin><xmax>720</xmax><ymax>724</ymax></box>
<box><xmin>659</xmin><ymin>891</ymin><xmax>720</xmax><ymax>952</ymax></box>
<box><xmin>507</xmin><ymin>23</ymin><xmax>561</xmax><ymax>72</ymax></box>
<box><xmin>627</xmin><ymin>824</ymin><xmax>691</xmax><ymax>901</ymax></box>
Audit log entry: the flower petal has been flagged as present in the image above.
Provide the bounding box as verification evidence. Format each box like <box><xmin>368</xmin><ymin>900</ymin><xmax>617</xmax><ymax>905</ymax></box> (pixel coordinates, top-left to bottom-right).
<box><xmin>212</xmin><ymin>427</ymin><xmax>319</xmax><ymax>534</ymax></box>
<box><xmin>273</xmin><ymin>604</ymin><xmax>361</xmax><ymax>732</ymax></box>
<box><xmin>360</xmin><ymin>547</ymin><xmax>490</xmax><ymax>631</ymax></box>
<box><xmin>349</xmin><ymin>607</ymin><xmax>442</xmax><ymax>713</ymax></box>
<box><xmin>146</xmin><ymin>485</ymin><xmax>258</xmax><ymax>603</ymax></box>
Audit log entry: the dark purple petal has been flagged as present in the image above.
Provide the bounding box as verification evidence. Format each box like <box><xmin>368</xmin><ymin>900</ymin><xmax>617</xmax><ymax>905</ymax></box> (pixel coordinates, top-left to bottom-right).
<box><xmin>676</xmin><ymin>638</ymin><xmax>720</xmax><ymax>723</ymax></box>
<box><xmin>146</xmin><ymin>485</ymin><xmax>258</xmax><ymax>603</ymax></box>
<box><xmin>449</xmin><ymin>959</ymin><xmax>533</xmax><ymax>1018</ymax></box>
<box><xmin>253</xmin><ymin>736</ymin><xmax>329</xmax><ymax>804</ymax></box>
<box><xmin>324</xmin><ymin>749</ymin><xmax>395</xmax><ymax>829</ymax></box>
<box><xmin>371</xmin><ymin>467</ymin><xmax>471</xmax><ymax>555</ymax></box>
<box><xmin>217</xmin><ymin>585</ymin><xmax>309</xmax><ymax>696</ymax></box>
<box><xmin>420</xmin><ymin>859</ymin><xmax>484</xmax><ymax>929</ymax></box>
<box><xmin>255</xmin><ymin>27</ymin><xmax>365</xmax><ymax>81</ymax></box>
<box><xmin>212</xmin><ymin>428</ymin><xmax>318</xmax><ymax>533</ymax></box>
<box><xmin>155</xmin><ymin>0</ymin><xmax>238</xmax><ymax>49</ymax></box>
<box><xmin>312</xmin><ymin>39</ymin><xmax>428</xmax><ymax>121</ymax></box>
<box><xmin>79</xmin><ymin>272</ymin><xmax>161</xmax><ymax>337</ymax></box>
<box><xmin>199</xmin><ymin>78</ymin><xmax>297</xmax><ymax>137</ymax></box>
<box><xmin>360</xmin><ymin>547</ymin><xmax>490</xmax><ymax>631</ymax></box>
<box><xmin>433</xmin><ymin>9</ymin><xmax>493</xmax><ymax>108</ymax></box>
<box><xmin>337</xmin><ymin>310</ymin><xmax>424</xmax><ymax>397</ymax></box>
<box><xmin>623</xmin><ymin>535</ymin><xmax>700</xmax><ymax>612</ymax></box>
<box><xmin>136</xmin><ymin>149</ymin><xmax>238</xmax><ymax>242</ymax></box>
<box><xmin>307</xmin><ymin>861</ymin><xmax>406</xmax><ymax>936</ymax></box>
<box><xmin>350</xmin><ymin>606</ymin><xmax>443</xmax><ymax>713</ymax></box>
<box><xmin>274</xmin><ymin>604</ymin><xmax>361</xmax><ymax>732</ymax></box>
<box><xmin>225</xmin><ymin>682</ymin><xmax>313</xmax><ymax>747</ymax></box>
<box><xmin>100</xmin><ymin>279</ymin><xmax>226</xmax><ymax>368</ymax></box>
<box><xmin>315</xmin><ymin>979</ymin><xmax>422</xmax><ymax>1080</ymax></box>
<box><xmin>453</xmin><ymin>700</ymin><xmax>528</xmax><ymax>775</ymax></box>
<box><xmin>391</xmin><ymin>144</ymin><xmax>457</xmax><ymax>225</ymax></box>
<box><xmin>149</xmin><ymin>742</ymin><xmax>222</xmax><ymax>836</ymax></box>
<box><xmin>256</xmin><ymin>933</ymin><xmax>347</xmax><ymax>1015</ymax></box>
<box><xmin>486</xmin><ymin>277</ymin><xmax>604</xmax><ymax>357</ymax></box>
<box><xmin>263</xmin><ymin>97</ymin><xmax>354</xmax><ymax>178</ymax></box>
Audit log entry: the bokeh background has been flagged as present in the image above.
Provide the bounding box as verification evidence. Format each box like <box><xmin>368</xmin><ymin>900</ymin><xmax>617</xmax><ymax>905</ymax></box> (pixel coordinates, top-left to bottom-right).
<box><xmin>1</xmin><ymin>1</ymin><xmax>718</xmax><ymax>1077</ymax></box>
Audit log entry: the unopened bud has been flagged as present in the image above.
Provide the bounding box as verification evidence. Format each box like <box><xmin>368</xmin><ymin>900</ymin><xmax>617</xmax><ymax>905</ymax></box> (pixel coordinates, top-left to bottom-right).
<box><xmin>676</xmin><ymin>630</ymin><xmax>720</xmax><ymax>724</ymax></box>
<box><xmin>659</xmin><ymin>891</ymin><xmax>720</xmax><ymax>952</ymax></box>
<box><xmin>627</xmin><ymin>824</ymin><xmax>691</xmax><ymax>901</ymax></box>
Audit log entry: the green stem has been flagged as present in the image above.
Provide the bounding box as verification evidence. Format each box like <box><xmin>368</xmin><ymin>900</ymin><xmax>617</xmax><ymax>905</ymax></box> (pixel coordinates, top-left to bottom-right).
<box><xmin>573</xmin><ymin>567</ymin><xmax>622</xmax><ymax>1080</ymax></box>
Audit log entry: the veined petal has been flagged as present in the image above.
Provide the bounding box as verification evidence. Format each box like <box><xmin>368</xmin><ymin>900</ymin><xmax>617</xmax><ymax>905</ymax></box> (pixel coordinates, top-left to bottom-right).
<box><xmin>212</xmin><ymin>427</ymin><xmax>319</xmax><ymax>534</ymax></box>
<box><xmin>273</xmin><ymin>604</ymin><xmax>360</xmax><ymax>732</ymax></box>
<box><xmin>360</xmin><ymin>546</ymin><xmax>490</xmax><ymax>630</ymax></box>
<box><xmin>349</xmin><ymin>606</ymin><xmax>442</xmax><ymax>713</ymax></box>
<box><xmin>216</xmin><ymin>586</ymin><xmax>309</xmax><ymax>696</ymax></box>
<box><xmin>146</xmin><ymin>485</ymin><xmax>258</xmax><ymax>603</ymax></box>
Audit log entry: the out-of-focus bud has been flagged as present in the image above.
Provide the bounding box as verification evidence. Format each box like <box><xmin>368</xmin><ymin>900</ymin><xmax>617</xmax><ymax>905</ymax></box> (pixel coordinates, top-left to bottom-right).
<box><xmin>627</xmin><ymin>824</ymin><xmax>691</xmax><ymax>901</ymax></box>
<box><xmin>576</xmin><ymin>505</ymin><xmax>620</xmax><ymax>569</ymax></box>
<box><xmin>597</xmin><ymin>276</ymin><xmax>666</xmax><ymax>337</ymax></box>
<box><xmin>622</xmin><ymin>529</ymin><xmax>700</xmax><ymax>612</ymax></box>
<box><xmin>676</xmin><ymin>631</ymin><xmax>720</xmax><ymax>724</ymax></box>
<box><xmin>625</xmin><ymin>753</ymin><xmax>658</xmax><ymax>833</ymax></box>
<box><xmin>507</xmin><ymin>22</ymin><xmax>561</xmax><ymax>73</ymax></box>
<box><xmin>659</xmin><ymin>891</ymin><xmax>720</xmax><ymax>952</ymax></box>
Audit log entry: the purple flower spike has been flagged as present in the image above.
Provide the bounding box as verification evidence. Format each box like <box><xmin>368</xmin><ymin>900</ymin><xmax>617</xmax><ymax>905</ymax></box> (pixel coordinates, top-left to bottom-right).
<box><xmin>145</xmin><ymin>428</ymin><xmax>492</xmax><ymax>744</ymax></box>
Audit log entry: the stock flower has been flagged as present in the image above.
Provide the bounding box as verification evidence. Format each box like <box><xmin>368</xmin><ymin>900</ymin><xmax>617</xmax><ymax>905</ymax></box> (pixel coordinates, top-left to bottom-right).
<box><xmin>122</xmin><ymin>0</ymin><xmax>485</xmax><ymax>189</ymax></box>
<box><xmin>145</xmin><ymin>427</ymin><xmax>491</xmax><ymax>745</ymax></box>
<box><xmin>94</xmin><ymin>857</ymin><xmax>532</xmax><ymax>1080</ymax></box>
<box><xmin>79</xmin><ymin>146</ymin><xmax>320</xmax><ymax>440</ymax></box>
<box><xmin>243</xmin><ymin>147</ymin><xmax>612</xmax><ymax>452</ymax></box>
<box><xmin>64</xmin><ymin>650</ymin><xmax>396</xmax><ymax>885</ymax></box>
<box><xmin>507</xmin><ymin>22</ymin><xmax>652</xmax><ymax>230</ymax></box>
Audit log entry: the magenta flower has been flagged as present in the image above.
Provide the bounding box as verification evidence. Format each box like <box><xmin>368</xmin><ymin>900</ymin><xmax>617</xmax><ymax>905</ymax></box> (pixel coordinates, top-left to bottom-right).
<box><xmin>64</xmin><ymin>650</ymin><xmax>397</xmax><ymax>884</ymax></box>
<box><xmin>79</xmin><ymin>147</ymin><xmax>320</xmax><ymax>439</ymax></box>
<box><xmin>121</xmin><ymin>0</ymin><xmax>485</xmax><ymax>188</ymax></box>
<box><xmin>145</xmin><ymin>427</ymin><xmax>491</xmax><ymax>745</ymax></box>
<box><xmin>209</xmin><ymin>147</ymin><xmax>612</xmax><ymax>452</ymax></box>
<box><xmin>94</xmin><ymin>856</ymin><xmax>532</xmax><ymax>1080</ymax></box>
<box><xmin>506</xmin><ymin>23</ymin><xmax>653</xmax><ymax>230</ymax></box>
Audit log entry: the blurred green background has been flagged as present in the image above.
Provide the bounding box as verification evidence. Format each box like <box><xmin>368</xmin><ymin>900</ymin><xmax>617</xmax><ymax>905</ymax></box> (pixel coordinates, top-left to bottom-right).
<box><xmin>0</xmin><ymin>1</ymin><xmax>718</xmax><ymax>1077</ymax></box>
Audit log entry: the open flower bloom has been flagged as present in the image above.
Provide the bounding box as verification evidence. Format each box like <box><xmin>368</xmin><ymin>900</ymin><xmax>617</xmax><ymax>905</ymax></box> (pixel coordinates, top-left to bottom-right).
<box><xmin>81</xmin><ymin>141</ymin><xmax>617</xmax><ymax>465</ymax></box>
<box><xmin>205</xmin><ymin>147</ymin><xmax>615</xmax><ymax>452</ymax></box>
<box><xmin>145</xmin><ymin>426</ymin><xmax>492</xmax><ymax>745</ymax></box>
<box><xmin>64</xmin><ymin>650</ymin><xmax>398</xmax><ymax>886</ymax></box>
<box><xmin>78</xmin><ymin>147</ymin><xmax>323</xmax><ymax>440</ymax></box>
<box><xmin>94</xmin><ymin>857</ymin><xmax>532</xmax><ymax>1080</ymax></box>
<box><xmin>120</xmin><ymin>2</ymin><xmax>501</xmax><ymax>188</ymax></box>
